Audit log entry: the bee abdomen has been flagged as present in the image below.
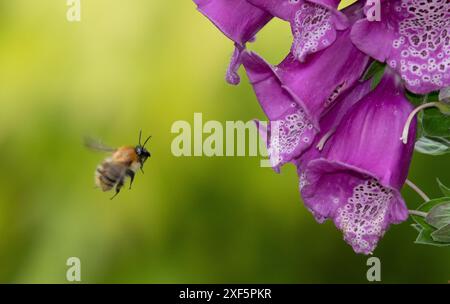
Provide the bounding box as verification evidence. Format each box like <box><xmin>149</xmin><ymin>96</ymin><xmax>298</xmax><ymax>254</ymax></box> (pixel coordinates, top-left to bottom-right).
<box><xmin>95</xmin><ymin>162</ymin><xmax>121</xmax><ymax>192</ymax></box>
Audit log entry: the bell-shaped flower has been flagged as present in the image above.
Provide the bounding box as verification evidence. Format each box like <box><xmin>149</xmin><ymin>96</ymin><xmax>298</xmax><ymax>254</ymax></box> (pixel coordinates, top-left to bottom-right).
<box><xmin>193</xmin><ymin>0</ymin><xmax>273</xmax><ymax>84</ymax></box>
<box><xmin>248</xmin><ymin>0</ymin><xmax>349</xmax><ymax>61</ymax></box>
<box><xmin>242</xmin><ymin>28</ymin><xmax>369</xmax><ymax>169</ymax></box>
<box><xmin>300</xmin><ymin>71</ymin><xmax>417</xmax><ymax>254</ymax></box>
<box><xmin>351</xmin><ymin>0</ymin><xmax>450</xmax><ymax>94</ymax></box>
<box><xmin>242</xmin><ymin>51</ymin><xmax>318</xmax><ymax>171</ymax></box>
<box><xmin>294</xmin><ymin>79</ymin><xmax>373</xmax><ymax>223</ymax></box>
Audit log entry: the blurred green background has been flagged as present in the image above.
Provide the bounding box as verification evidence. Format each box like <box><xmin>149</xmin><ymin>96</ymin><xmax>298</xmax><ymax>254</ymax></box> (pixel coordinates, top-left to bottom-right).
<box><xmin>0</xmin><ymin>0</ymin><xmax>448</xmax><ymax>283</ymax></box>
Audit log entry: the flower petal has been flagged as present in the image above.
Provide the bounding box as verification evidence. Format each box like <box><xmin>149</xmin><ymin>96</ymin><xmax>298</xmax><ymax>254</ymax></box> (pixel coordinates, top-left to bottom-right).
<box><xmin>351</xmin><ymin>0</ymin><xmax>450</xmax><ymax>94</ymax></box>
<box><xmin>291</xmin><ymin>2</ymin><xmax>339</xmax><ymax>61</ymax></box>
<box><xmin>242</xmin><ymin>52</ymin><xmax>318</xmax><ymax>169</ymax></box>
<box><xmin>226</xmin><ymin>44</ymin><xmax>245</xmax><ymax>85</ymax></box>
<box><xmin>321</xmin><ymin>71</ymin><xmax>416</xmax><ymax>190</ymax></box>
<box><xmin>300</xmin><ymin>71</ymin><xmax>415</xmax><ymax>254</ymax></box>
<box><xmin>242</xmin><ymin>28</ymin><xmax>369</xmax><ymax>169</ymax></box>
<box><xmin>276</xmin><ymin>29</ymin><xmax>369</xmax><ymax>127</ymax></box>
<box><xmin>295</xmin><ymin>79</ymin><xmax>373</xmax><ymax>170</ymax></box>
<box><xmin>246</xmin><ymin>0</ymin><xmax>296</xmax><ymax>21</ymax></box>
<box><xmin>194</xmin><ymin>0</ymin><xmax>272</xmax><ymax>45</ymax></box>
<box><xmin>248</xmin><ymin>0</ymin><xmax>349</xmax><ymax>61</ymax></box>
<box><xmin>303</xmin><ymin>160</ymin><xmax>408</xmax><ymax>254</ymax></box>
<box><xmin>350</xmin><ymin>18</ymin><xmax>395</xmax><ymax>62</ymax></box>
<box><xmin>295</xmin><ymin>80</ymin><xmax>372</xmax><ymax>224</ymax></box>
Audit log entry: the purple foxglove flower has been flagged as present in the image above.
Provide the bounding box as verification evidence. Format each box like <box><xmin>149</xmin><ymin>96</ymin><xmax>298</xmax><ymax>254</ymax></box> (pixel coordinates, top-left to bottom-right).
<box><xmin>242</xmin><ymin>52</ymin><xmax>318</xmax><ymax>170</ymax></box>
<box><xmin>248</xmin><ymin>0</ymin><xmax>349</xmax><ymax>61</ymax></box>
<box><xmin>295</xmin><ymin>80</ymin><xmax>373</xmax><ymax>223</ymax></box>
<box><xmin>299</xmin><ymin>71</ymin><xmax>417</xmax><ymax>254</ymax></box>
<box><xmin>242</xmin><ymin>28</ymin><xmax>369</xmax><ymax>169</ymax></box>
<box><xmin>193</xmin><ymin>0</ymin><xmax>273</xmax><ymax>84</ymax></box>
<box><xmin>272</xmin><ymin>29</ymin><xmax>369</xmax><ymax>128</ymax></box>
<box><xmin>351</xmin><ymin>0</ymin><xmax>450</xmax><ymax>94</ymax></box>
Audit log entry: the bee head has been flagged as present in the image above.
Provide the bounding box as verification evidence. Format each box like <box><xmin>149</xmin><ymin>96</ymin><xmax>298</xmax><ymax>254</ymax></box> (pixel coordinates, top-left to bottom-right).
<box><xmin>136</xmin><ymin>130</ymin><xmax>151</xmax><ymax>170</ymax></box>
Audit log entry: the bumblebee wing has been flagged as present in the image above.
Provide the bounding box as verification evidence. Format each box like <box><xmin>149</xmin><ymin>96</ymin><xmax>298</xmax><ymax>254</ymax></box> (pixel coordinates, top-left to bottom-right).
<box><xmin>84</xmin><ymin>137</ymin><xmax>116</xmax><ymax>153</ymax></box>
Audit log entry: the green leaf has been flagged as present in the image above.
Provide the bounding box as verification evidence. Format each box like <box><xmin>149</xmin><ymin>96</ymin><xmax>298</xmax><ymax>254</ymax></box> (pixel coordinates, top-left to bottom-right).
<box><xmin>370</xmin><ymin>64</ymin><xmax>386</xmax><ymax>90</ymax></box>
<box><xmin>411</xmin><ymin>197</ymin><xmax>450</xmax><ymax>230</ymax></box>
<box><xmin>421</xmin><ymin>108</ymin><xmax>450</xmax><ymax>138</ymax></box>
<box><xmin>426</xmin><ymin>91</ymin><xmax>441</xmax><ymax>102</ymax></box>
<box><xmin>412</xmin><ymin>214</ymin><xmax>432</xmax><ymax>231</ymax></box>
<box><xmin>405</xmin><ymin>91</ymin><xmax>426</xmax><ymax>107</ymax></box>
<box><xmin>415</xmin><ymin>227</ymin><xmax>450</xmax><ymax>247</ymax></box>
<box><xmin>425</xmin><ymin>202</ymin><xmax>450</xmax><ymax>229</ymax></box>
<box><xmin>431</xmin><ymin>224</ymin><xmax>450</xmax><ymax>243</ymax></box>
<box><xmin>417</xmin><ymin>197</ymin><xmax>450</xmax><ymax>212</ymax></box>
<box><xmin>437</xmin><ymin>178</ymin><xmax>450</xmax><ymax>197</ymax></box>
<box><xmin>415</xmin><ymin>136</ymin><xmax>450</xmax><ymax>156</ymax></box>
<box><xmin>411</xmin><ymin>223</ymin><xmax>423</xmax><ymax>233</ymax></box>
<box><xmin>362</xmin><ymin>61</ymin><xmax>386</xmax><ymax>90</ymax></box>
<box><xmin>412</xmin><ymin>198</ymin><xmax>450</xmax><ymax>247</ymax></box>
<box><xmin>361</xmin><ymin>61</ymin><xmax>385</xmax><ymax>82</ymax></box>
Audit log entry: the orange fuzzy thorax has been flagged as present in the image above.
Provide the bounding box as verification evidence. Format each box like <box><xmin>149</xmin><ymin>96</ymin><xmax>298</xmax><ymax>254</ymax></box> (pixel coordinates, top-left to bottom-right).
<box><xmin>112</xmin><ymin>146</ymin><xmax>138</xmax><ymax>164</ymax></box>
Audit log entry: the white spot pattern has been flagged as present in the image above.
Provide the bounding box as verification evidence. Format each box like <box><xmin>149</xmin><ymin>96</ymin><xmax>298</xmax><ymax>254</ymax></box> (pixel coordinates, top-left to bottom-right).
<box><xmin>390</xmin><ymin>0</ymin><xmax>450</xmax><ymax>91</ymax></box>
<box><xmin>268</xmin><ymin>108</ymin><xmax>314</xmax><ymax>167</ymax></box>
<box><xmin>335</xmin><ymin>179</ymin><xmax>393</xmax><ymax>254</ymax></box>
<box><xmin>292</xmin><ymin>2</ymin><xmax>334</xmax><ymax>61</ymax></box>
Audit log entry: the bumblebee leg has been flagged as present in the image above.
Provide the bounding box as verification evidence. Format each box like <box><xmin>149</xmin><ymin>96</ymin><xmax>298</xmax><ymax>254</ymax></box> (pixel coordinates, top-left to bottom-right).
<box><xmin>110</xmin><ymin>178</ymin><xmax>124</xmax><ymax>200</ymax></box>
<box><xmin>126</xmin><ymin>169</ymin><xmax>135</xmax><ymax>190</ymax></box>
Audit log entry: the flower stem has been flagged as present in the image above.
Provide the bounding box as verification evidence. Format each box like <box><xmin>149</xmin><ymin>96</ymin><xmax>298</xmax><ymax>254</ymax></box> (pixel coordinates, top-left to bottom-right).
<box><xmin>408</xmin><ymin>210</ymin><xmax>428</xmax><ymax>218</ymax></box>
<box><xmin>405</xmin><ymin>179</ymin><xmax>430</xmax><ymax>202</ymax></box>
<box><xmin>401</xmin><ymin>102</ymin><xmax>440</xmax><ymax>144</ymax></box>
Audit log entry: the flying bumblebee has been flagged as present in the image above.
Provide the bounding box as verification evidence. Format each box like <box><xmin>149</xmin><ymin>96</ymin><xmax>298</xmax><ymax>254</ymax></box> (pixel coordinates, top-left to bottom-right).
<box><xmin>86</xmin><ymin>131</ymin><xmax>151</xmax><ymax>199</ymax></box>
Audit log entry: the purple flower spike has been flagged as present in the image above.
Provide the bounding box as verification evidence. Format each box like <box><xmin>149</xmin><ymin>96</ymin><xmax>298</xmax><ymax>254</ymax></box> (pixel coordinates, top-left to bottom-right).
<box><xmin>301</xmin><ymin>71</ymin><xmax>417</xmax><ymax>254</ymax></box>
<box><xmin>248</xmin><ymin>0</ymin><xmax>349</xmax><ymax>61</ymax></box>
<box><xmin>242</xmin><ymin>51</ymin><xmax>318</xmax><ymax>170</ymax></box>
<box><xmin>351</xmin><ymin>0</ymin><xmax>450</xmax><ymax>94</ymax></box>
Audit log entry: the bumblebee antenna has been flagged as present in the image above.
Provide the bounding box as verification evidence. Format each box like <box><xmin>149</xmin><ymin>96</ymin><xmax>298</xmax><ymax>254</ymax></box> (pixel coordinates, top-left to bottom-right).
<box><xmin>138</xmin><ymin>130</ymin><xmax>142</xmax><ymax>146</ymax></box>
<box><xmin>143</xmin><ymin>135</ymin><xmax>152</xmax><ymax>147</ymax></box>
